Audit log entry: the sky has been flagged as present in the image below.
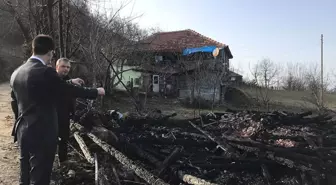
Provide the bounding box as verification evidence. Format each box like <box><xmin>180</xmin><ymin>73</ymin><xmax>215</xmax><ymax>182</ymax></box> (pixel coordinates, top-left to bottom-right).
<box><xmin>91</xmin><ymin>0</ymin><xmax>336</xmax><ymax>79</ymax></box>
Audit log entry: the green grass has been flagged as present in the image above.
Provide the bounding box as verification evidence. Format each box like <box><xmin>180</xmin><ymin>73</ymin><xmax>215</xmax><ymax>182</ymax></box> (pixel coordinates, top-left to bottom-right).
<box><xmin>238</xmin><ymin>86</ymin><xmax>336</xmax><ymax>111</ymax></box>
<box><xmin>103</xmin><ymin>87</ymin><xmax>336</xmax><ymax>117</ymax></box>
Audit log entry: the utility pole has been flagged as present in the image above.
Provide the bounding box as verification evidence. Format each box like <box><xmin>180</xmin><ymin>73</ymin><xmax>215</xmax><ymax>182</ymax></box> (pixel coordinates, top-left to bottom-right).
<box><xmin>320</xmin><ymin>34</ymin><xmax>324</xmax><ymax>107</ymax></box>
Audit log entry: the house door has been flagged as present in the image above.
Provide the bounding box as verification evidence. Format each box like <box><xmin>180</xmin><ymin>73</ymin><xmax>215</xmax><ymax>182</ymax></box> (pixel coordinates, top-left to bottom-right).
<box><xmin>152</xmin><ymin>75</ymin><xmax>159</xmax><ymax>93</ymax></box>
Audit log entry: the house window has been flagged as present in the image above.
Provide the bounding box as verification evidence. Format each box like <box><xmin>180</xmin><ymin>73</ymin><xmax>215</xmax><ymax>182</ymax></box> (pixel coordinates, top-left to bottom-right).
<box><xmin>230</xmin><ymin>76</ymin><xmax>236</xmax><ymax>81</ymax></box>
<box><xmin>126</xmin><ymin>81</ymin><xmax>131</xmax><ymax>87</ymax></box>
<box><xmin>134</xmin><ymin>78</ymin><xmax>141</xmax><ymax>85</ymax></box>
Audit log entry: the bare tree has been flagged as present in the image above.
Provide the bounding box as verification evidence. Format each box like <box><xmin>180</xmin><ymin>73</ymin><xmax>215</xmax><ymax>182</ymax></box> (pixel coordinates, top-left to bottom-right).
<box><xmin>0</xmin><ymin>0</ymin><xmax>156</xmax><ymax>112</ymax></box>
<box><xmin>282</xmin><ymin>62</ymin><xmax>306</xmax><ymax>91</ymax></box>
<box><xmin>0</xmin><ymin>0</ymin><xmax>90</xmax><ymax>58</ymax></box>
<box><xmin>209</xmin><ymin>60</ymin><xmax>225</xmax><ymax>110</ymax></box>
<box><xmin>0</xmin><ymin>0</ymin><xmax>64</xmax><ymax>57</ymax></box>
<box><xmin>180</xmin><ymin>55</ymin><xmax>201</xmax><ymax>106</ymax></box>
<box><xmin>178</xmin><ymin>52</ymin><xmax>223</xmax><ymax>114</ymax></box>
<box><xmin>258</xmin><ymin>58</ymin><xmax>280</xmax><ymax>88</ymax></box>
<box><xmin>249</xmin><ymin>61</ymin><xmax>259</xmax><ymax>86</ymax></box>
<box><xmin>301</xmin><ymin>63</ymin><xmax>330</xmax><ymax>109</ymax></box>
<box><xmin>75</xmin><ymin>0</ymin><xmax>150</xmax><ymax>87</ymax></box>
<box><xmin>249</xmin><ymin>58</ymin><xmax>280</xmax><ymax>110</ymax></box>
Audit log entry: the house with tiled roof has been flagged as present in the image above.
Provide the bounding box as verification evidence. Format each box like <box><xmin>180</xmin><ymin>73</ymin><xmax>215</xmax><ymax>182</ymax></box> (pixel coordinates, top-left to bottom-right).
<box><xmin>113</xmin><ymin>29</ymin><xmax>239</xmax><ymax>103</ymax></box>
<box><xmin>138</xmin><ymin>29</ymin><xmax>232</xmax><ymax>57</ymax></box>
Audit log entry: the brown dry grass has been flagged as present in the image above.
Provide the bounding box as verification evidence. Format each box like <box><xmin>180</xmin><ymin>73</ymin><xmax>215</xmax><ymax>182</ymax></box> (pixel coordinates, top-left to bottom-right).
<box><xmin>0</xmin><ymin>82</ymin><xmax>19</xmax><ymax>185</ymax></box>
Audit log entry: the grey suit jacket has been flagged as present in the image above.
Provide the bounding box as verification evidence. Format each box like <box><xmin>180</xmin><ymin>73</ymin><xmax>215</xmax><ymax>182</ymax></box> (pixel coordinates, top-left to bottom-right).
<box><xmin>10</xmin><ymin>58</ymin><xmax>98</xmax><ymax>145</ymax></box>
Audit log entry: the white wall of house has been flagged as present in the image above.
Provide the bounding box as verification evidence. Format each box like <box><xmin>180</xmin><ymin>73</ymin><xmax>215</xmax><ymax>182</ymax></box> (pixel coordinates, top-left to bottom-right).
<box><xmin>111</xmin><ymin>65</ymin><xmax>142</xmax><ymax>91</ymax></box>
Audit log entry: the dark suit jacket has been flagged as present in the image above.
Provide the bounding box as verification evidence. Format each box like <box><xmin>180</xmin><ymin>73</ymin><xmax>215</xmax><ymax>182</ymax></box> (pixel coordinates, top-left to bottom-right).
<box><xmin>57</xmin><ymin>75</ymin><xmax>76</xmax><ymax>131</ymax></box>
<box><xmin>10</xmin><ymin>90</ymin><xmax>18</xmax><ymax>121</ymax></box>
<box><xmin>10</xmin><ymin>58</ymin><xmax>98</xmax><ymax>145</ymax></box>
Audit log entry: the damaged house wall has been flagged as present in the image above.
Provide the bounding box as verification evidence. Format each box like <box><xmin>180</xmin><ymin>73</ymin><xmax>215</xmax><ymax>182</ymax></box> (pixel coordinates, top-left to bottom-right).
<box><xmin>178</xmin><ymin>74</ymin><xmax>221</xmax><ymax>101</ymax></box>
<box><xmin>178</xmin><ymin>59</ymin><xmax>226</xmax><ymax>102</ymax></box>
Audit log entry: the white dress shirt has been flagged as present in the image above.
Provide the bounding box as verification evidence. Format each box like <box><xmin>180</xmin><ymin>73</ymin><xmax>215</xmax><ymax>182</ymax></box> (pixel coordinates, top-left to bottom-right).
<box><xmin>30</xmin><ymin>56</ymin><xmax>46</xmax><ymax>65</ymax></box>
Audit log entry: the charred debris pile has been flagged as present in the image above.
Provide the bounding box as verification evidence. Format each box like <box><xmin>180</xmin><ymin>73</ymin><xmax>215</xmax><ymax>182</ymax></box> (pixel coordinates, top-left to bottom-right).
<box><xmin>59</xmin><ymin>106</ymin><xmax>336</xmax><ymax>185</ymax></box>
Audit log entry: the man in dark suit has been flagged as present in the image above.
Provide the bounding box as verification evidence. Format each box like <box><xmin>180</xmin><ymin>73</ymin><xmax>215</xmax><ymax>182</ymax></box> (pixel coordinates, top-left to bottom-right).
<box><xmin>10</xmin><ymin>34</ymin><xmax>105</xmax><ymax>185</ymax></box>
<box><xmin>55</xmin><ymin>57</ymin><xmax>76</xmax><ymax>164</ymax></box>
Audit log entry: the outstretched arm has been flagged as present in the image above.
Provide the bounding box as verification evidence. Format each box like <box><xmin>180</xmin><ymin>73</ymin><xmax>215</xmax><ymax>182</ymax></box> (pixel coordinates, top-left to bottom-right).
<box><xmin>44</xmin><ymin>67</ymin><xmax>104</xmax><ymax>99</ymax></box>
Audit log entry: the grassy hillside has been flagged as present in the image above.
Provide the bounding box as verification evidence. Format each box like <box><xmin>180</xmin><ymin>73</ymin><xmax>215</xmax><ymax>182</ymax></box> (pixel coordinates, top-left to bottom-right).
<box><xmin>237</xmin><ymin>86</ymin><xmax>336</xmax><ymax>111</ymax></box>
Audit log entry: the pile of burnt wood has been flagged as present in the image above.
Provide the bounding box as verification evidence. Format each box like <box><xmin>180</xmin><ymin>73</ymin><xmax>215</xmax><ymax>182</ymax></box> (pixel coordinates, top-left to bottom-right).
<box><xmin>58</xmin><ymin>104</ymin><xmax>336</xmax><ymax>185</ymax></box>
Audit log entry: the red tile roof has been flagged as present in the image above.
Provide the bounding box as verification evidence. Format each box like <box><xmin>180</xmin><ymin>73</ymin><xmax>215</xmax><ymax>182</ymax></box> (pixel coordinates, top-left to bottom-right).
<box><xmin>139</xmin><ymin>29</ymin><xmax>227</xmax><ymax>52</ymax></box>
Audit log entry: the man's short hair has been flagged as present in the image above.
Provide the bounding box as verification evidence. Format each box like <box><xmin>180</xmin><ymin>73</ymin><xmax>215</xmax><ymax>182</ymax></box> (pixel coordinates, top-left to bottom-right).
<box><xmin>56</xmin><ymin>58</ymin><xmax>71</xmax><ymax>66</ymax></box>
<box><xmin>32</xmin><ymin>34</ymin><xmax>55</xmax><ymax>55</ymax></box>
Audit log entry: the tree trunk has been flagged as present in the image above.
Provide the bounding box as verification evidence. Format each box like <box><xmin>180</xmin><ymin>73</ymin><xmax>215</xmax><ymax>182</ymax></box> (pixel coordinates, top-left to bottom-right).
<box><xmin>47</xmin><ymin>0</ymin><xmax>55</xmax><ymax>38</ymax></box>
<box><xmin>5</xmin><ymin>1</ymin><xmax>32</xmax><ymax>44</ymax></box>
<box><xmin>65</xmin><ymin>1</ymin><xmax>71</xmax><ymax>58</ymax></box>
<box><xmin>58</xmin><ymin>0</ymin><xmax>64</xmax><ymax>57</ymax></box>
<box><xmin>211</xmin><ymin>85</ymin><xmax>216</xmax><ymax>111</ymax></box>
<box><xmin>41</xmin><ymin>0</ymin><xmax>49</xmax><ymax>33</ymax></box>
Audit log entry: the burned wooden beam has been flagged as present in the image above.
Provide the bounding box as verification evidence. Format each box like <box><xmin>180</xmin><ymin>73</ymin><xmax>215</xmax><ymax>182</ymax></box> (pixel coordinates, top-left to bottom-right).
<box><xmin>149</xmin><ymin>127</ymin><xmax>207</xmax><ymax>139</ymax></box>
<box><xmin>227</xmin><ymin>140</ymin><xmax>318</xmax><ymax>173</ymax></box>
<box><xmin>94</xmin><ymin>153</ymin><xmax>99</xmax><ymax>185</ymax></box>
<box><xmin>130</xmin><ymin>138</ymin><xmax>215</xmax><ymax>148</ymax></box>
<box><xmin>261</xmin><ymin>164</ymin><xmax>272</xmax><ymax>185</ymax></box>
<box><xmin>121</xmin><ymin>140</ymin><xmax>163</xmax><ymax>168</ymax></box>
<box><xmin>67</xmin><ymin>108</ymin><xmax>336</xmax><ymax>185</ymax></box>
<box><xmin>177</xmin><ymin>171</ymin><xmax>218</xmax><ymax>185</ymax></box>
<box><xmin>73</xmin><ymin>131</ymin><xmax>94</xmax><ymax>164</ymax></box>
<box><xmin>78</xmin><ymin>124</ymin><xmax>164</xmax><ymax>168</ymax></box>
<box><xmin>158</xmin><ymin>146</ymin><xmax>183</xmax><ymax>176</ymax></box>
<box><xmin>72</xmin><ymin>122</ymin><xmax>170</xmax><ymax>185</ymax></box>
<box><xmin>189</xmin><ymin>121</ymin><xmax>239</xmax><ymax>158</ymax></box>
<box><xmin>221</xmin><ymin>134</ymin><xmax>336</xmax><ymax>173</ymax></box>
<box><xmin>112</xmin><ymin>164</ymin><xmax>122</xmax><ymax>185</ymax></box>
<box><xmin>86</xmin><ymin>131</ymin><xmax>170</xmax><ymax>185</ymax></box>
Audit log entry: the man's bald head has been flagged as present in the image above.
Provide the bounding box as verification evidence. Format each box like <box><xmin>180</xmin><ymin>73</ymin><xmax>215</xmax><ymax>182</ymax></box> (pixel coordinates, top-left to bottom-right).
<box><xmin>56</xmin><ymin>58</ymin><xmax>71</xmax><ymax>77</ymax></box>
<box><xmin>56</xmin><ymin>58</ymin><xmax>71</xmax><ymax>66</ymax></box>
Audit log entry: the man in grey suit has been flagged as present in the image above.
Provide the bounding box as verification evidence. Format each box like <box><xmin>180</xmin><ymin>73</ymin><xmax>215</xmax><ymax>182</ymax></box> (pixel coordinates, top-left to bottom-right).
<box><xmin>10</xmin><ymin>34</ymin><xmax>105</xmax><ymax>185</ymax></box>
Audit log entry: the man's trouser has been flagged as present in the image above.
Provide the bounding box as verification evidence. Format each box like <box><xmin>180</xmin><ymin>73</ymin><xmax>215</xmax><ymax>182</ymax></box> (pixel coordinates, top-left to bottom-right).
<box><xmin>58</xmin><ymin>119</ymin><xmax>70</xmax><ymax>162</ymax></box>
<box><xmin>17</xmin><ymin>119</ymin><xmax>57</xmax><ymax>185</ymax></box>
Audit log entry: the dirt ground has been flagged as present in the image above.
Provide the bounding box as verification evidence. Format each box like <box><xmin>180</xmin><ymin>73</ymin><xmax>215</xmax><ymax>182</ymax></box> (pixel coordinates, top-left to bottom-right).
<box><xmin>0</xmin><ymin>82</ymin><xmax>19</xmax><ymax>185</ymax></box>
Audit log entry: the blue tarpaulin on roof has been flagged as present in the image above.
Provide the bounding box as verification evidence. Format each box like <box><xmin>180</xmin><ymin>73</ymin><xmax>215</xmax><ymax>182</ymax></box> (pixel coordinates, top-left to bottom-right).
<box><xmin>182</xmin><ymin>46</ymin><xmax>218</xmax><ymax>56</ymax></box>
